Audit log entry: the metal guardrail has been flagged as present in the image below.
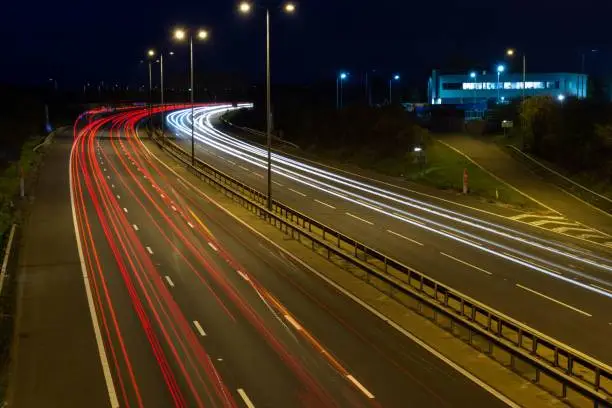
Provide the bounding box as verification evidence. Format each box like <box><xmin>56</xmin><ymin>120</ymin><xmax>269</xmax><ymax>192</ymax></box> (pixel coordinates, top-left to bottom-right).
<box><xmin>150</xmin><ymin>132</ymin><xmax>612</xmax><ymax>407</ymax></box>
<box><xmin>220</xmin><ymin>115</ymin><xmax>300</xmax><ymax>150</ymax></box>
<box><xmin>507</xmin><ymin>145</ymin><xmax>612</xmax><ymax>215</ymax></box>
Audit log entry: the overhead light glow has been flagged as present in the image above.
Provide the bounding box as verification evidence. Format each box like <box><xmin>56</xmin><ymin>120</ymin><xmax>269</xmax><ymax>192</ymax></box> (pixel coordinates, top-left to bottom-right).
<box><xmin>497</xmin><ymin>64</ymin><xmax>505</xmax><ymax>73</ymax></box>
<box><xmin>506</xmin><ymin>48</ymin><xmax>515</xmax><ymax>56</ymax></box>
<box><xmin>239</xmin><ymin>2</ymin><xmax>252</xmax><ymax>13</ymax></box>
<box><xmin>174</xmin><ymin>28</ymin><xmax>186</xmax><ymax>40</ymax></box>
<box><xmin>197</xmin><ymin>29</ymin><xmax>209</xmax><ymax>40</ymax></box>
<box><xmin>284</xmin><ymin>2</ymin><xmax>296</xmax><ymax>13</ymax></box>
<box><xmin>147</xmin><ymin>49</ymin><xmax>155</xmax><ymax>57</ymax></box>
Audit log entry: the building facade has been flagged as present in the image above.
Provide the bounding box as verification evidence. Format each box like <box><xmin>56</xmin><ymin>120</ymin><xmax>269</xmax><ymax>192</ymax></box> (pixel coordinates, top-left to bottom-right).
<box><xmin>428</xmin><ymin>70</ymin><xmax>588</xmax><ymax>104</ymax></box>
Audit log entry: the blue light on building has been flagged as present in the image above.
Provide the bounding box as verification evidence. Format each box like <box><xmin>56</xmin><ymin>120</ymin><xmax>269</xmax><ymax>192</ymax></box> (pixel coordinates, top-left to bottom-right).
<box><xmin>428</xmin><ymin>70</ymin><xmax>588</xmax><ymax>105</ymax></box>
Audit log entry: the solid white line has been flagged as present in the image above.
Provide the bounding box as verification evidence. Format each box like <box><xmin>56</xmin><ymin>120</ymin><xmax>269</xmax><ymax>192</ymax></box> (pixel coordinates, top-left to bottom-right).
<box><xmin>193</xmin><ymin>320</ymin><xmax>207</xmax><ymax>336</ymax></box>
<box><xmin>590</xmin><ymin>284</ymin><xmax>612</xmax><ymax>296</ymax></box>
<box><xmin>0</xmin><ymin>224</ymin><xmax>17</xmax><ymax>296</ymax></box>
<box><xmin>516</xmin><ymin>284</ymin><xmax>592</xmax><ymax>317</ymax></box>
<box><xmin>289</xmin><ymin>188</ymin><xmax>307</xmax><ymax>197</ymax></box>
<box><xmin>346</xmin><ymin>212</ymin><xmax>373</xmax><ymax>225</ymax></box>
<box><xmin>208</xmin><ymin>242</ymin><xmax>219</xmax><ymax>252</ymax></box>
<box><xmin>386</xmin><ymin>229</ymin><xmax>423</xmax><ymax>246</ymax></box>
<box><xmin>283</xmin><ymin>314</ymin><xmax>302</xmax><ymax>331</ymax></box>
<box><xmin>69</xmin><ymin>138</ymin><xmax>119</xmax><ymax>407</ymax></box>
<box><xmin>138</xmin><ymin>129</ymin><xmax>523</xmax><ymax>408</ymax></box>
<box><xmin>146</xmin><ymin>246</ymin><xmax>154</xmax><ymax>255</ymax></box>
<box><xmin>440</xmin><ymin>252</ymin><xmax>492</xmax><ymax>275</ymax></box>
<box><xmin>123</xmin><ymin>207</ymin><xmax>128</xmax><ymax>213</ymax></box>
<box><xmin>237</xmin><ymin>389</ymin><xmax>255</xmax><ymax>408</ymax></box>
<box><xmin>188</xmin><ymin>222</ymin><xmax>195</xmax><ymax>228</ymax></box>
<box><xmin>346</xmin><ymin>374</ymin><xmax>375</xmax><ymax>399</ymax></box>
<box><xmin>315</xmin><ymin>199</ymin><xmax>336</xmax><ymax>209</ymax></box>
<box><xmin>165</xmin><ymin>276</ymin><xmax>175</xmax><ymax>287</ymax></box>
<box><xmin>132</xmin><ymin>224</ymin><xmax>139</xmax><ymax>231</ymax></box>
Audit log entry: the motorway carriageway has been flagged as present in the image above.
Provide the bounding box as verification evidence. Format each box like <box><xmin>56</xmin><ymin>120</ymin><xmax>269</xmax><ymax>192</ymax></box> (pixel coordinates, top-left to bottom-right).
<box><xmin>70</xmin><ymin>107</ymin><xmax>511</xmax><ymax>407</ymax></box>
<box><xmin>166</xmin><ymin>104</ymin><xmax>612</xmax><ymax>364</ymax></box>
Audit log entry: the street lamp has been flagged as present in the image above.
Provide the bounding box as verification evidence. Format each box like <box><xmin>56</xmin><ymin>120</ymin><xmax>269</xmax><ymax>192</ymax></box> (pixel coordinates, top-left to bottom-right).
<box><xmin>150</xmin><ymin>49</ymin><xmax>174</xmax><ymax>143</ymax></box>
<box><xmin>146</xmin><ymin>49</ymin><xmax>156</xmax><ymax>131</ymax></box>
<box><xmin>506</xmin><ymin>48</ymin><xmax>526</xmax><ymax>100</ymax></box>
<box><xmin>173</xmin><ymin>27</ymin><xmax>210</xmax><ymax>165</ymax></box>
<box><xmin>389</xmin><ymin>74</ymin><xmax>400</xmax><ymax>105</ymax></box>
<box><xmin>238</xmin><ymin>1</ymin><xmax>296</xmax><ymax>210</ymax></box>
<box><xmin>336</xmin><ymin>72</ymin><xmax>348</xmax><ymax>109</ymax></box>
<box><xmin>469</xmin><ymin>71</ymin><xmax>477</xmax><ymax>102</ymax></box>
<box><xmin>496</xmin><ymin>64</ymin><xmax>505</xmax><ymax>103</ymax></box>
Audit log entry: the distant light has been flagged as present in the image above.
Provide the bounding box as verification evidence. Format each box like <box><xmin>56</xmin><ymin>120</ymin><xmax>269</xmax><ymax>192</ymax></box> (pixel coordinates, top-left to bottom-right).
<box><xmin>340</xmin><ymin>72</ymin><xmax>348</xmax><ymax>80</ymax></box>
<box><xmin>197</xmin><ymin>29</ymin><xmax>209</xmax><ymax>40</ymax></box>
<box><xmin>393</xmin><ymin>74</ymin><xmax>400</xmax><ymax>81</ymax></box>
<box><xmin>147</xmin><ymin>49</ymin><xmax>155</xmax><ymax>57</ymax></box>
<box><xmin>239</xmin><ymin>2</ymin><xmax>252</xmax><ymax>13</ymax></box>
<box><xmin>469</xmin><ymin>72</ymin><xmax>476</xmax><ymax>79</ymax></box>
<box><xmin>174</xmin><ymin>29</ymin><xmax>186</xmax><ymax>40</ymax></box>
<box><xmin>506</xmin><ymin>48</ymin><xmax>515</xmax><ymax>56</ymax></box>
<box><xmin>413</xmin><ymin>146</ymin><xmax>422</xmax><ymax>152</ymax></box>
<box><xmin>284</xmin><ymin>2</ymin><xmax>296</xmax><ymax>13</ymax></box>
<box><xmin>500</xmin><ymin>96</ymin><xmax>505</xmax><ymax>101</ymax></box>
<box><xmin>169</xmin><ymin>51</ymin><xmax>175</xmax><ymax>55</ymax></box>
<box><xmin>557</xmin><ymin>94</ymin><xmax>565</xmax><ymax>102</ymax></box>
<box><xmin>497</xmin><ymin>65</ymin><xmax>505</xmax><ymax>73</ymax></box>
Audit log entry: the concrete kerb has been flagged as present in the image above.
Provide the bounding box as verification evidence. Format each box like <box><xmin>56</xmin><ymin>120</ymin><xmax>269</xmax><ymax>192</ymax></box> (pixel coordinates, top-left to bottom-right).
<box><xmin>32</xmin><ymin>127</ymin><xmax>66</xmax><ymax>152</ymax></box>
<box><xmin>139</xmin><ymin>136</ymin><xmax>570</xmax><ymax>408</ymax></box>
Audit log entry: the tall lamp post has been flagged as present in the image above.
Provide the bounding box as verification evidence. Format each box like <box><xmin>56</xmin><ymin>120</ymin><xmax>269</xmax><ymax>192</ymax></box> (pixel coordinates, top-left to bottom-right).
<box><xmin>469</xmin><ymin>71</ymin><xmax>477</xmax><ymax>103</ymax></box>
<box><xmin>389</xmin><ymin>74</ymin><xmax>400</xmax><ymax>105</ymax></box>
<box><xmin>149</xmin><ymin>50</ymin><xmax>175</xmax><ymax>143</ymax></box>
<box><xmin>146</xmin><ymin>49</ymin><xmax>155</xmax><ymax>132</ymax></box>
<box><xmin>336</xmin><ymin>72</ymin><xmax>348</xmax><ymax>109</ymax></box>
<box><xmin>506</xmin><ymin>48</ymin><xmax>526</xmax><ymax>101</ymax></box>
<box><xmin>496</xmin><ymin>64</ymin><xmax>505</xmax><ymax>103</ymax></box>
<box><xmin>238</xmin><ymin>1</ymin><xmax>297</xmax><ymax>211</ymax></box>
<box><xmin>173</xmin><ymin>27</ymin><xmax>209</xmax><ymax>165</ymax></box>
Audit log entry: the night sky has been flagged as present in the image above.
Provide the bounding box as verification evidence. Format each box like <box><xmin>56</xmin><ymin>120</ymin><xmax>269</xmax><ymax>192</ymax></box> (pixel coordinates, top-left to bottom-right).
<box><xmin>2</xmin><ymin>0</ymin><xmax>611</xmax><ymax>89</ymax></box>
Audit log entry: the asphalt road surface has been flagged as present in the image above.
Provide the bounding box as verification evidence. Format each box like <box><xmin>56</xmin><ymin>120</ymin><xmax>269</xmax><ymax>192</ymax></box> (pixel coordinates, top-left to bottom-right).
<box><xmin>60</xmin><ymin>108</ymin><xmax>511</xmax><ymax>406</ymax></box>
<box><xmin>166</xmin><ymin>105</ymin><xmax>612</xmax><ymax>365</ymax></box>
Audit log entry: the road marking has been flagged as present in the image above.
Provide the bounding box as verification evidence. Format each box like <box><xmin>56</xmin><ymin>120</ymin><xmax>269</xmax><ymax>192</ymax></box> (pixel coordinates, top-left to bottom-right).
<box><xmin>502</xmin><ymin>252</ymin><xmax>563</xmax><ymax>276</ymax></box>
<box><xmin>193</xmin><ymin>320</ymin><xmax>207</xmax><ymax>337</ymax></box>
<box><xmin>189</xmin><ymin>209</ymin><xmax>214</xmax><ymax>237</ymax></box>
<box><xmin>208</xmin><ymin>242</ymin><xmax>218</xmax><ymax>252</ymax></box>
<box><xmin>188</xmin><ymin>222</ymin><xmax>195</xmax><ymax>228</ymax></box>
<box><xmin>289</xmin><ymin>188</ymin><xmax>307</xmax><ymax>197</ymax></box>
<box><xmin>146</xmin><ymin>246</ymin><xmax>154</xmax><ymax>255</ymax></box>
<box><xmin>552</xmin><ymin>226</ymin><xmax>593</xmax><ymax>234</ymax></box>
<box><xmin>123</xmin><ymin>208</ymin><xmax>128</xmax><ymax>213</ymax></box>
<box><xmin>386</xmin><ymin>230</ymin><xmax>423</xmax><ymax>246</ymax></box>
<box><xmin>284</xmin><ymin>314</ymin><xmax>302</xmax><ymax>331</ymax></box>
<box><xmin>239</xmin><ymin>165</ymin><xmax>249</xmax><ymax>172</ymax></box>
<box><xmin>132</xmin><ymin>224</ymin><xmax>139</xmax><ymax>231</ymax></box>
<box><xmin>253</xmin><ymin>173</ymin><xmax>264</xmax><ymax>179</ymax></box>
<box><xmin>346</xmin><ymin>375</ymin><xmax>375</xmax><ymax>399</ymax></box>
<box><xmin>272</xmin><ymin>180</ymin><xmax>284</xmax><ymax>187</ymax></box>
<box><xmin>314</xmin><ymin>199</ymin><xmax>336</xmax><ymax>209</ymax></box>
<box><xmin>346</xmin><ymin>212</ymin><xmax>373</xmax><ymax>225</ymax></box>
<box><xmin>393</xmin><ymin>212</ymin><xmax>424</xmax><ymax>225</ymax></box>
<box><xmin>516</xmin><ymin>284</ymin><xmax>592</xmax><ymax>317</ymax></box>
<box><xmin>138</xmin><ymin>135</ymin><xmax>524</xmax><ymax>408</ymax></box>
<box><xmin>116</xmin><ymin>195</ymin><xmax>120</xmax><ymax>199</ymax></box>
<box><xmin>107</xmin><ymin>175</ymin><xmax>110</xmax><ymax>179</ymax></box>
<box><xmin>237</xmin><ymin>389</ymin><xmax>255</xmax><ymax>408</ymax></box>
<box><xmin>237</xmin><ymin>270</ymin><xmax>250</xmax><ymax>281</ymax></box>
<box><xmin>358</xmin><ymin>199</ymin><xmax>381</xmax><ymax>210</ymax></box>
<box><xmin>103</xmin><ymin>168</ymin><xmax>107</xmax><ymax>172</ymax></box>
<box><xmin>510</xmin><ymin>213</ymin><xmax>565</xmax><ymax>221</ymax></box>
<box><xmin>171</xmin><ymin>205</ymin><xmax>177</xmax><ymax>212</ymax></box>
<box><xmin>591</xmin><ymin>284</ymin><xmax>612</xmax><ymax>296</ymax></box>
<box><xmin>440</xmin><ymin>252</ymin><xmax>492</xmax><ymax>275</ymax></box>
<box><xmin>165</xmin><ymin>276</ymin><xmax>175</xmax><ymax>287</ymax></box>
<box><xmin>111</xmin><ymin>184</ymin><xmax>115</xmax><ymax>188</ymax></box>
<box><xmin>160</xmin><ymin>193</ymin><xmax>165</xmax><ymax>198</ymax></box>
<box><xmin>226</xmin><ymin>159</ymin><xmax>236</xmax><ymax>165</ymax></box>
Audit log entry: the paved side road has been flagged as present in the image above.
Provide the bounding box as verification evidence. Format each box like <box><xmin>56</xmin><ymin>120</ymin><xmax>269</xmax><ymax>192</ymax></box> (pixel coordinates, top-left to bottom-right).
<box><xmin>7</xmin><ymin>130</ymin><xmax>108</xmax><ymax>408</ymax></box>
<box><xmin>438</xmin><ymin>134</ymin><xmax>612</xmax><ymax>239</ymax></box>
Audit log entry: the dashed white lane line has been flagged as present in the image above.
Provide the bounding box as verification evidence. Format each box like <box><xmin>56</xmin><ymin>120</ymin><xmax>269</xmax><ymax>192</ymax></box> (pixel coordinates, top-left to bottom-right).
<box><xmin>123</xmin><ymin>208</ymin><xmax>128</xmax><ymax>213</ymax></box>
<box><xmin>111</xmin><ymin>184</ymin><xmax>115</xmax><ymax>188</ymax></box>
<box><xmin>188</xmin><ymin>222</ymin><xmax>195</xmax><ymax>229</ymax></box>
<box><xmin>208</xmin><ymin>242</ymin><xmax>218</xmax><ymax>252</ymax></box>
<box><xmin>237</xmin><ymin>270</ymin><xmax>250</xmax><ymax>281</ymax></box>
<box><xmin>103</xmin><ymin>168</ymin><xmax>107</xmax><ymax>172</ymax></box>
<box><xmin>386</xmin><ymin>230</ymin><xmax>423</xmax><ymax>246</ymax></box>
<box><xmin>346</xmin><ymin>212</ymin><xmax>374</xmax><ymax>225</ymax></box>
<box><xmin>132</xmin><ymin>224</ymin><xmax>139</xmax><ymax>231</ymax></box>
<box><xmin>165</xmin><ymin>276</ymin><xmax>175</xmax><ymax>287</ymax></box>
<box><xmin>346</xmin><ymin>374</ymin><xmax>375</xmax><ymax>399</ymax></box>
<box><xmin>193</xmin><ymin>320</ymin><xmax>207</xmax><ymax>337</ymax></box>
<box><xmin>107</xmin><ymin>176</ymin><xmax>111</xmax><ymax>180</ymax></box>
<box><xmin>289</xmin><ymin>188</ymin><xmax>307</xmax><ymax>197</ymax></box>
<box><xmin>237</xmin><ymin>389</ymin><xmax>255</xmax><ymax>408</ymax></box>
<box><xmin>171</xmin><ymin>205</ymin><xmax>177</xmax><ymax>212</ymax></box>
<box><xmin>272</xmin><ymin>180</ymin><xmax>284</xmax><ymax>187</ymax></box>
<box><xmin>116</xmin><ymin>195</ymin><xmax>120</xmax><ymax>199</ymax></box>
<box><xmin>314</xmin><ymin>199</ymin><xmax>336</xmax><ymax>209</ymax></box>
<box><xmin>283</xmin><ymin>314</ymin><xmax>302</xmax><ymax>331</ymax></box>
<box><xmin>440</xmin><ymin>252</ymin><xmax>492</xmax><ymax>276</ymax></box>
<box><xmin>239</xmin><ymin>165</ymin><xmax>250</xmax><ymax>172</ymax></box>
<box><xmin>253</xmin><ymin>173</ymin><xmax>264</xmax><ymax>179</ymax></box>
<box><xmin>226</xmin><ymin>159</ymin><xmax>236</xmax><ymax>165</ymax></box>
<box><xmin>146</xmin><ymin>246</ymin><xmax>154</xmax><ymax>255</ymax></box>
<box><xmin>516</xmin><ymin>284</ymin><xmax>592</xmax><ymax>317</ymax></box>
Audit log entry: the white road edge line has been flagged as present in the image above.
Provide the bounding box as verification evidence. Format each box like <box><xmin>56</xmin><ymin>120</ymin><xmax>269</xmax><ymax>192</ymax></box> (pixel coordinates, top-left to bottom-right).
<box><xmin>516</xmin><ymin>284</ymin><xmax>592</xmax><ymax>317</ymax></box>
<box><xmin>69</xmin><ymin>137</ymin><xmax>119</xmax><ymax>407</ymax></box>
<box><xmin>146</xmin><ymin>246</ymin><xmax>154</xmax><ymax>255</ymax></box>
<box><xmin>346</xmin><ymin>374</ymin><xmax>375</xmax><ymax>399</ymax></box>
<box><xmin>289</xmin><ymin>188</ymin><xmax>307</xmax><ymax>197</ymax></box>
<box><xmin>193</xmin><ymin>320</ymin><xmax>207</xmax><ymax>337</ymax></box>
<box><xmin>138</xmin><ymin>130</ymin><xmax>523</xmax><ymax>408</ymax></box>
<box><xmin>315</xmin><ymin>199</ymin><xmax>336</xmax><ymax>209</ymax></box>
<box><xmin>440</xmin><ymin>252</ymin><xmax>492</xmax><ymax>276</ymax></box>
<box><xmin>346</xmin><ymin>212</ymin><xmax>373</xmax><ymax>225</ymax></box>
<box><xmin>591</xmin><ymin>284</ymin><xmax>612</xmax><ymax>295</ymax></box>
<box><xmin>237</xmin><ymin>388</ymin><xmax>255</xmax><ymax>408</ymax></box>
<box><xmin>165</xmin><ymin>276</ymin><xmax>175</xmax><ymax>287</ymax></box>
<box><xmin>386</xmin><ymin>229</ymin><xmax>423</xmax><ymax>246</ymax></box>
